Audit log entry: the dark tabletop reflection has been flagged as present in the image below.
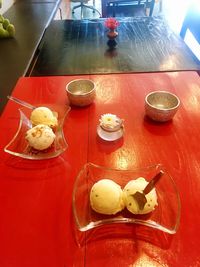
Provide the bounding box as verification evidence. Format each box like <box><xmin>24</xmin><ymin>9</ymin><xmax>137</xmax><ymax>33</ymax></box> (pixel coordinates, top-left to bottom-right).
<box><xmin>31</xmin><ymin>16</ymin><xmax>200</xmax><ymax>76</ymax></box>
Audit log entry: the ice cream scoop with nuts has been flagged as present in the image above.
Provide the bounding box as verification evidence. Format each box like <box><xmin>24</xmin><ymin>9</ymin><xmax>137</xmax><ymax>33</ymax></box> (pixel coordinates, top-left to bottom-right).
<box><xmin>123</xmin><ymin>178</ymin><xmax>158</xmax><ymax>215</ymax></box>
<box><xmin>30</xmin><ymin>107</ymin><xmax>58</xmax><ymax>130</ymax></box>
<box><xmin>26</xmin><ymin>124</ymin><xmax>56</xmax><ymax>151</ymax></box>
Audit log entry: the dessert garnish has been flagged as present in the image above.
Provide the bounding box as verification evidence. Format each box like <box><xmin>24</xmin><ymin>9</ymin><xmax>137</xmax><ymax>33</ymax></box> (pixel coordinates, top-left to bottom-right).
<box><xmin>99</xmin><ymin>113</ymin><xmax>123</xmax><ymax>132</ymax></box>
<box><xmin>131</xmin><ymin>171</ymin><xmax>163</xmax><ymax>210</ymax></box>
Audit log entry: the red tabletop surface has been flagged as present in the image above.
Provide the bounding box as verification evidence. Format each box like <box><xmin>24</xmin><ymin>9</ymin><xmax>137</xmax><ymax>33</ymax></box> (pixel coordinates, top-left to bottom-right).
<box><xmin>0</xmin><ymin>71</ymin><xmax>200</xmax><ymax>267</ymax></box>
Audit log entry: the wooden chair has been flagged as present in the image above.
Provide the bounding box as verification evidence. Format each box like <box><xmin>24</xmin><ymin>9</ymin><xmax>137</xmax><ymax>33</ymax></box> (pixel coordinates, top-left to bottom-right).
<box><xmin>106</xmin><ymin>0</ymin><xmax>155</xmax><ymax>17</ymax></box>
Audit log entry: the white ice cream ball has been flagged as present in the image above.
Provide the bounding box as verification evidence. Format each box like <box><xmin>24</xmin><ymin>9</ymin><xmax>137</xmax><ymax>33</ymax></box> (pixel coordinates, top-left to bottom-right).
<box><xmin>123</xmin><ymin>177</ymin><xmax>158</xmax><ymax>215</ymax></box>
<box><xmin>30</xmin><ymin>107</ymin><xmax>58</xmax><ymax>129</ymax></box>
<box><xmin>90</xmin><ymin>179</ymin><xmax>125</xmax><ymax>215</ymax></box>
<box><xmin>26</xmin><ymin>124</ymin><xmax>56</xmax><ymax>150</ymax></box>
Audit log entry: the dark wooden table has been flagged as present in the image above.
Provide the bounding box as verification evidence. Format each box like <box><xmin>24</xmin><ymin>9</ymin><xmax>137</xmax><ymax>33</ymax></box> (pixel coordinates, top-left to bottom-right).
<box><xmin>30</xmin><ymin>16</ymin><xmax>200</xmax><ymax>78</ymax></box>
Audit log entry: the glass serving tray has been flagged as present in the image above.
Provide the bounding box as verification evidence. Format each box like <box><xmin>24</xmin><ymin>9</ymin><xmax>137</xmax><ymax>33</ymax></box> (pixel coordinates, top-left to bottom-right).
<box><xmin>4</xmin><ymin>104</ymin><xmax>70</xmax><ymax>160</ymax></box>
<box><xmin>73</xmin><ymin>163</ymin><xmax>181</xmax><ymax>234</ymax></box>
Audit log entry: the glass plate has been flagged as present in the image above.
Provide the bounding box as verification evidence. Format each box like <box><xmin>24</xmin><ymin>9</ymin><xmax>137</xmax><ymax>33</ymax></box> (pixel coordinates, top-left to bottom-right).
<box><xmin>73</xmin><ymin>163</ymin><xmax>181</xmax><ymax>234</ymax></box>
<box><xmin>4</xmin><ymin>104</ymin><xmax>70</xmax><ymax>160</ymax></box>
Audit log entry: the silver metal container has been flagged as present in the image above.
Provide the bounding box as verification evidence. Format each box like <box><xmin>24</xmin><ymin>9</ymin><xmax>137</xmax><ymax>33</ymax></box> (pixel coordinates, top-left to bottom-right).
<box><xmin>145</xmin><ymin>91</ymin><xmax>180</xmax><ymax>122</ymax></box>
<box><xmin>66</xmin><ymin>79</ymin><xmax>96</xmax><ymax>107</ymax></box>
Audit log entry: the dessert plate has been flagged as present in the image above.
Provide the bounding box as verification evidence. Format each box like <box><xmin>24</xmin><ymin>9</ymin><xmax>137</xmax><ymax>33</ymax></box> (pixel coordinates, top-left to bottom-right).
<box><xmin>72</xmin><ymin>163</ymin><xmax>181</xmax><ymax>234</ymax></box>
<box><xmin>4</xmin><ymin>104</ymin><xmax>70</xmax><ymax>160</ymax></box>
<box><xmin>97</xmin><ymin>125</ymin><xmax>124</xmax><ymax>141</ymax></box>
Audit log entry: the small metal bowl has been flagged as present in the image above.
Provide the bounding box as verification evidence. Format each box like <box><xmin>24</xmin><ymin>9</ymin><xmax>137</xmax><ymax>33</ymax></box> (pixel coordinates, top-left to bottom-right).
<box><xmin>145</xmin><ymin>91</ymin><xmax>180</xmax><ymax>122</ymax></box>
<box><xmin>66</xmin><ymin>79</ymin><xmax>96</xmax><ymax>107</ymax></box>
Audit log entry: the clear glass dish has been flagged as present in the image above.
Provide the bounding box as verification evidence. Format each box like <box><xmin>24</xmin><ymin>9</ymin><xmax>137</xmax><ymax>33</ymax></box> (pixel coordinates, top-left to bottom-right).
<box><xmin>73</xmin><ymin>163</ymin><xmax>181</xmax><ymax>234</ymax></box>
<box><xmin>4</xmin><ymin>104</ymin><xmax>70</xmax><ymax>160</ymax></box>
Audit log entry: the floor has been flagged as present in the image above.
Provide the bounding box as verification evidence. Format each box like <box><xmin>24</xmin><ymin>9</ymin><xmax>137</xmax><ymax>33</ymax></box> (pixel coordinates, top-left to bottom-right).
<box><xmin>54</xmin><ymin>0</ymin><xmax>100</xmax><ymax>21</ymax></box>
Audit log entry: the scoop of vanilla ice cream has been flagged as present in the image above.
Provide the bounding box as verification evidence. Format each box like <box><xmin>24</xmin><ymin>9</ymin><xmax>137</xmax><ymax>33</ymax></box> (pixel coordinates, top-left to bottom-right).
<box><xmin>30</xmin><ymin>107</ymin><xmax>58</xmax><ymax>129</ymax></box>
<box><xmin>26</xmin><ymin>124</ymin><xmax>56</xmax><ymax>150</ymax></box>
<box><xmin>123</xmin><ymin>177</ymin><xmax>158</xmax><ymax>215</ymax></box>
<box><xmin>90</xmin><ymin>179</ymin><xmax>125</xmax><ymax>215</ymax></box>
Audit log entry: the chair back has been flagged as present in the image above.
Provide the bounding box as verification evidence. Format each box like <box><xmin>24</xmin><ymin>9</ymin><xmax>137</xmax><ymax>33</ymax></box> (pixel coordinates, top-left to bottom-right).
<box><xmin>107</xmin><ymin>0</ymin><xmax>155</xmax><ymax>17</ymax></box>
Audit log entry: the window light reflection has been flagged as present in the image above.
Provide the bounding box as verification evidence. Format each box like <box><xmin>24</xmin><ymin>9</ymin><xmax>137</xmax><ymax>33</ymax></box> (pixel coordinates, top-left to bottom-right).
<box><xmin>129</xmin><ymin>253</ymin><xmax>166</xmax><ymax>267</ymax></box>
<box><xmin>112</xmin><ymin>148</ymin><xmax>138</xmax><ymax>170</ymax></box>
<box><xmin>160</xmin><ymin>55</ymin><xmax>177</xmax><ymax>70</ymax></box>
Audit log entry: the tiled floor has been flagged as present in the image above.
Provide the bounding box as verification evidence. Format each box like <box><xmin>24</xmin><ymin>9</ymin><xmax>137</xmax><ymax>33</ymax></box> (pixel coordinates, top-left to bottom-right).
<box><xmin>55</xmin><ymin>0</ymin><xmax>102</xmax><ymax>20</ymax></box>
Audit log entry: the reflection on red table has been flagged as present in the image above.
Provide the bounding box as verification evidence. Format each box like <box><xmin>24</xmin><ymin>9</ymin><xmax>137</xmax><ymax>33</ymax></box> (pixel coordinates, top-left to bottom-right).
<box><xmin>0</xmin><ymin>71</ymin><xmax>200</xmax><ymax>267</ymax></box>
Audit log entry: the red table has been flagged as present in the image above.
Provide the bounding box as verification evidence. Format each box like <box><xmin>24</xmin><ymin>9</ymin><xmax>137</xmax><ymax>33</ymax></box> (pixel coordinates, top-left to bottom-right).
<box><xmin>0</xmin><ymin>71</ymin><xmax>200</xmax><ymax>267</ymax></box>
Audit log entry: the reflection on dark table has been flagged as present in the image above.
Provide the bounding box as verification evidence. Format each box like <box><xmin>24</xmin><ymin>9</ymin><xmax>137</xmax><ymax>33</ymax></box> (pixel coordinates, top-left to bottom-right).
<box><xmin>30</xmin><ymin>16</ymin><xmax>200</xmax><ymax>77</ymax></box>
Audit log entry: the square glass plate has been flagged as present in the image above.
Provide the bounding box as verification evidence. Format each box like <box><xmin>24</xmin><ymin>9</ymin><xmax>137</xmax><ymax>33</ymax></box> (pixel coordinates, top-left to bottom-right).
<box><xmin>73</xmin><ymin>163</ymin><xmax>181</xmax><ymax>234</ymax></box>
<box><xmin>4</xmin><ymin>104</ymin><xmax>70</xmax><ymax>160</ymax></box>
